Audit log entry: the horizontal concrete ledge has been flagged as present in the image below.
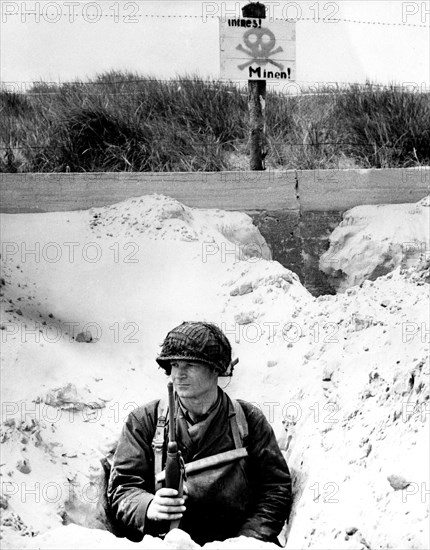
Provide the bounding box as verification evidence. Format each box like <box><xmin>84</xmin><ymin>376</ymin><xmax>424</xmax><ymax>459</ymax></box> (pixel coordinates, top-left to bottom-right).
<box><xmin>0</xmin><ymin>171</ymin><xmax>298</xmax><ymax>213</ymax></box>
<box><xmin>298</xmin><ymin>167</ymin><xmax>429</xmax><ymax>210</ymax></box>
<box><xmin>0</xmin><ymin>168</ymin><xmax>428</xmax><ymax>214</ymax></box>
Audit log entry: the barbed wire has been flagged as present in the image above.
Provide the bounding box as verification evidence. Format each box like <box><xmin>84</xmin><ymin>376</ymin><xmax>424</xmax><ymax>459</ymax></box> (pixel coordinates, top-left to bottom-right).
<box><xmin>3</xmin><ymin>78</ymin><xmax>236</xmax><ymax>88</ymax></box>
<box><xmin>4</xmin><ymin>11</ymin><xmax>429</xmax><ymax>27</ymax></box>
<box><xmin>142</xmin><ymin>14</ymin><xmax>429</xmax><ymax>28</ymax></box>
<box><xmin>1</xmin><ymin>79</ymin><xmax>426</xmax><ymax>93</ymax></box>
<box><xmin>324</xmin><ymin>17</ymin><xmax>428</xmax><ymax>28</ymax></box>
<box><xmin>0</xmin><ymin>141</ymin><xmax>413</xmax><ymax>151</ymax></box>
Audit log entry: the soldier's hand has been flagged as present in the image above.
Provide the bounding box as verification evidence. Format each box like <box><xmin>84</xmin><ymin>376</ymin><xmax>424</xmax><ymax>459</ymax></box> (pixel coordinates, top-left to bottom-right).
<box><xmin>146</xmin><ymin>488</ymin><xmax>186</xmax><ymax>521</ymax></box>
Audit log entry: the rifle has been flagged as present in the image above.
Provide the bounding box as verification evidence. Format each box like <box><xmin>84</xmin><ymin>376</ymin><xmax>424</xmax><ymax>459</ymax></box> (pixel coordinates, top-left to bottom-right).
<box><xmin>164</xmin><ymin>381</ymin><xmax>185</xmax><ymax>531</ymax></box>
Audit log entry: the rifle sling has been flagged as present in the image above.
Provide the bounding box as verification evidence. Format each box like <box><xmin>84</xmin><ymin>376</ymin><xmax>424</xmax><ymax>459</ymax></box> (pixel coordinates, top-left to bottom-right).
<box><xmin>156</xmin><ymin>447</ymin><xmax>248</xmax><ymax>484</ymax></box>
<box><xmin>153</xmin><ymin>399</ymin><xmax>167</xmax><ymax>491</ymax></box>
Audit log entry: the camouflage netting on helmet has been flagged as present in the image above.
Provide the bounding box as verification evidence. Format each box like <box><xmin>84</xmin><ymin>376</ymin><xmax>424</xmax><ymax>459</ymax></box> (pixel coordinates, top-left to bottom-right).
<box><xmin>156</xmin><ymin>322</ymin><xmax>232</xmax><ymax>376</ymax></box>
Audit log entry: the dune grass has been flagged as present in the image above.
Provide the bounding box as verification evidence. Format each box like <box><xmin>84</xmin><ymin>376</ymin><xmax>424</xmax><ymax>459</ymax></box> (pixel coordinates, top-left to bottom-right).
<box><xmin>1</xmin><ymin>72</ymin><xmax>429</xmax><ymax>172</ymax></box>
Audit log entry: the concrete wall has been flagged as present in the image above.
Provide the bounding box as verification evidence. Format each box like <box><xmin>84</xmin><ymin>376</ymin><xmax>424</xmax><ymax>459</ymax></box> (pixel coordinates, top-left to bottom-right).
<box><xmin>1</xmin><ymin>169</ymin><xmax>428</xmax><ymax>295</ymax></box>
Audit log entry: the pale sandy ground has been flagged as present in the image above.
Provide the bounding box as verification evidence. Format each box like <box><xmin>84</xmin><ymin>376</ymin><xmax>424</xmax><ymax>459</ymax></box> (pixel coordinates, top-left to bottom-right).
<box><xmin>1</xmin><ymin>194</ymin><xmax>429</xmax><ymax>549</ymax></box>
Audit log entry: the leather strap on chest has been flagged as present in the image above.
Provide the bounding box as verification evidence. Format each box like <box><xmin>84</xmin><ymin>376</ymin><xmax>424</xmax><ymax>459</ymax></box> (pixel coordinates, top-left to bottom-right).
<box><xmin>230</xmin><ymin>398</ymin><xmax>248</xmax><ymax>449</ymax></box>
<box><xmin>152</xmin><ymin>396</ymin><xmax>248</xmax><ymax>488</ymax></box>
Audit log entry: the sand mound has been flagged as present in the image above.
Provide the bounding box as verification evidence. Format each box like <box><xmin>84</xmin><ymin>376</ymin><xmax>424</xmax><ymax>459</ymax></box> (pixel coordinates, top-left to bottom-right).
<box><xmin>3</xmin><ymin>524</ymin><xmax>279</xmax><ymax>549</ymax></box>
<box><xmin>89</xmin><ymin>194</ymin><xmax>271</xmax><ymax>261</ymax></box>
<box><xmin>320</xmin><ymin>196</ymin><xmax>429</xmax><ymax>291</ymax></box>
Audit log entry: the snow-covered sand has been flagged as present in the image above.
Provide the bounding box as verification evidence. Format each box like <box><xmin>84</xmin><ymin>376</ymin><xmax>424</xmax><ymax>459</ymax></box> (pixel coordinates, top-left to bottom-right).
<box><xmin>1</xmin><ymin>194</ymin><xmax>429</xmax><ymax>549</ymax></box>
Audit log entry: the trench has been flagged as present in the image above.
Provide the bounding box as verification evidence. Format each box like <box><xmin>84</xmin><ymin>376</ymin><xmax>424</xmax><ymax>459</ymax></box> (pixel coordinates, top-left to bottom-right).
<box><xmin>249</xmin><ymin>209</ymin><xmax>343</xmax><ymax>296</ymax></box>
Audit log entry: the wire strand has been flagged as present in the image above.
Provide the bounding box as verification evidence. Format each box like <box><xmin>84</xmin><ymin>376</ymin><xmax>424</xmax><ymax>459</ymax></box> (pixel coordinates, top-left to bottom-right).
<box><xmin>2</xmin><ymin>79</ymin><xmax>425</xmax><ymax>92</ymax></box>
<box><xmin>3</xmin><ymin>11</ymin><xmax>428</xmax><ymax>27</ymax></box>
<box><xmin>0</xmin><ymin>142</ymin><xmax>411</xmax><ymax>150</ymax></box>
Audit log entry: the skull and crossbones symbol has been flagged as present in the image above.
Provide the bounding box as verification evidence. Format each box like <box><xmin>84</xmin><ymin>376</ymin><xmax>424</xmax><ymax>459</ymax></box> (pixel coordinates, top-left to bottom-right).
<box><xmin>236</xmin><ymin>28</ymin><xmax>284</xmax><ymax>71</ymax></box>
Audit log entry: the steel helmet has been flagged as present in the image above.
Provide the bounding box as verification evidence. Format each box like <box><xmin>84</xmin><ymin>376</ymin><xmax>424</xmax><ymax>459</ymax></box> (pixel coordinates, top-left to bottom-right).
<box><xmin>156</xmin><ymin>322</ymin><xmax>234</xmax><ymax>376</ymax></box>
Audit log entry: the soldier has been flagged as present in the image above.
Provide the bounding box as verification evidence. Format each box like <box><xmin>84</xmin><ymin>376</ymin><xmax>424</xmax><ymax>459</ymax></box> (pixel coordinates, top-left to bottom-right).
<box><xmin>107</xmin><ymin>322</ymin><xmax>292</xmax><ymax>546</ymax></box>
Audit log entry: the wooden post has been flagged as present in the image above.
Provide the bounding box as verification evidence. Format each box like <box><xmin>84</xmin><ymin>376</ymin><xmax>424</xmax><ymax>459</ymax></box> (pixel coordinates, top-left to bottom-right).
<box><xmin>242</xmin><ymin>2</ymin><xmax>267</xmax><ymax>171</ymax></box>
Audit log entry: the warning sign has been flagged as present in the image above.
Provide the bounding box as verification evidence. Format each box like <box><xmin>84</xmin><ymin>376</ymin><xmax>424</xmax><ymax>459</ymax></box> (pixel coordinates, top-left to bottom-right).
<box><xmin>220</xmin><ymin>18</ymin><xmax>296</xmax><ymax>81</ymax></box>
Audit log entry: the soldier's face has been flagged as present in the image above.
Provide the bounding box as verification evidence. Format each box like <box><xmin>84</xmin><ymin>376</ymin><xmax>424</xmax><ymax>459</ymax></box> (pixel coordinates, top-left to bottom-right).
<box><xmin>171</xmin><ymin>360</ymin><xmax>218</xmax><ymax>400</ymax></box>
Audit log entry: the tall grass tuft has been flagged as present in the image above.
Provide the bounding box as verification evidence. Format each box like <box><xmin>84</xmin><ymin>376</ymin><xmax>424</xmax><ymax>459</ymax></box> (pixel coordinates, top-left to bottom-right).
<box><xmin>335</xmin><ymin>85</ymin><xmax>430</xmax><ymax>167</ymax></box>
<box><xmin>1</xmin><ymin>73</ymin><xmax>429</xmax><ymax>172</ymax></box>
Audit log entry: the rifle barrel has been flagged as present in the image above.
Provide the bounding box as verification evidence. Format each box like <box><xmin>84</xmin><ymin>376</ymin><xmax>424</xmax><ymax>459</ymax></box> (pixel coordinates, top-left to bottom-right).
<box><xmin>167</xmin><ymin>381</ymin><xmax>175</xmax><ymax>442</ymax></box>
